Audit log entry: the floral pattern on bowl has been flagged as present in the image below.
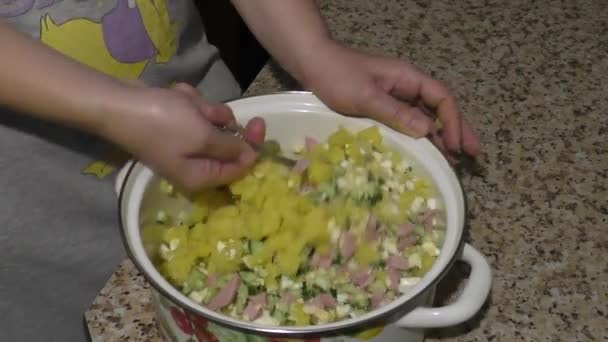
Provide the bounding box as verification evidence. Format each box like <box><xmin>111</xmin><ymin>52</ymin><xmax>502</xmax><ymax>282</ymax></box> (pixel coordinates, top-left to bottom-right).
<box><xmin>154</xmin><ymin>290</ymin><xmax>385</xmax><ymax>342</ymax></box>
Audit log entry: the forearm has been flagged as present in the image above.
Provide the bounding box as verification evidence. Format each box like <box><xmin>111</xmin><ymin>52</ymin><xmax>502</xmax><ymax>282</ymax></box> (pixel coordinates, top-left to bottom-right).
<box><xmin>230</xmin><ymin>0</ymin><xmax>334</xmax><ymax>86</ymax></box>
<box><xmin>0</xmin><ymin>20</ymin><xmax>130</xmax><ymax>136</ymax></box>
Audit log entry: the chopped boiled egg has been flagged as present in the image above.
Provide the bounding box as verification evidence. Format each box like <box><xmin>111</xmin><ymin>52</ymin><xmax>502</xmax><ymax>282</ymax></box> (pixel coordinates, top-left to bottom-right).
<box><xmin>410</xmin><ymin>196</ymin><xmax>424</xmax><ymax>212</ymax></box>
<box><xmin>398</xmin><ymin>277</ymin><xmax>421</xmax><ymax>293</ymax></box>
<box><xmin>159</xmin><ymin>244</ymin><xmax>171</xmax><ymax>260</ymax></box>
<box><xmin>422</xmin><ymin>241</ymin><xmax>440</xmax><ymax>257</ymax></box>
<box><xmin>280</xmin><ymin>275</ymin><xmax>295</xmax><ymax>290</ymax></box>
<box><xmin>427</xmin><ymin>198</ymin><xmax>437</xmax><ymax>210</ymax></box>
<box><xmin>169</xmin><ymin>239</ymin><xmax>180</xmax><ymax>251</ymax></box>
<box><xmin>336</xmin><ymin>304</ymin><xmax>352</xmax><ymax>318</ymax></box>
<box><xmin>216</xmin><ymin>241</ymin><xmax>226</xmax><ymax>252</ymax></box>
<box><xmin>189</xmin><ymin>289</ymin><xmax>209</xmax><ymax>303</ymax></box>
<box><xmin>156</xmin><ymin>210</ymin><xmax>168</xmax><ymax>223</ymax></box>
<box><xmin>382</xmin><ymin>238</ymin><xmax>398</xmax><ymax>255</ymax></box>
<box><xmin>406</xmin><ymin>180</ymin><xmax>414</xmax><ymax>191</ymax></box>
<box><xmin>254</xmin><ymin>311</ymin><xmax>280</xmax><ymax>326</ymax></box>
<box><xmin>337</xmin><ymin>293</ymin><xmax>349</xmax><ymax>303</ymax></box>
<box><xmin>408</xmin><ymin>253</ymin><xmax>422</xmax><ymax>269</ymax></box>
<box><xmin>293</xmin><ymin>143</ymin><xmax>305</xmax><ymax>154</ymax></box>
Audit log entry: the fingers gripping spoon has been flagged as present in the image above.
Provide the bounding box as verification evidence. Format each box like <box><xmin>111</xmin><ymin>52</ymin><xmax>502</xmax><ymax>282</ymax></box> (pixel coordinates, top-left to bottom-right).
<box><xmin>218</xmin><ymin>124</ymin><xmax>297</xmax><ymax>168</ymax></box>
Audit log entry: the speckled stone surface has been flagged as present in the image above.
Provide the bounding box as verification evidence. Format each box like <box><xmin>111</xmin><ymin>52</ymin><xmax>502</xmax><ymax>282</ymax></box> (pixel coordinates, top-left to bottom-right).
<box><xmin>84</xmin><ymin>260</ymin><xmax>162</xmax><ymax>342</ymax></box>
<box><xmin>85</xmin><ymin>0</ymin><xmax>608</xmax><ymax>341</ymax></box>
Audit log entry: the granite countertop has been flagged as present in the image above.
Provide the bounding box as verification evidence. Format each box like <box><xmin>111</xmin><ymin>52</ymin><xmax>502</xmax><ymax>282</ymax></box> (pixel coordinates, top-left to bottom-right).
<box><xmin>85</xmin><ymin>0</ymin><xmax>608</xmax><ymax>341</ymax></box>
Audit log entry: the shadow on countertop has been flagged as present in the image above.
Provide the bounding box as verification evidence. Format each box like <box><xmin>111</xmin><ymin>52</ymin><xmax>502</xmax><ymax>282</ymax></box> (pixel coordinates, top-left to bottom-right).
<box><xmin>427</xmin><ymin>259</ymin><xmax>494</xmax><ymax>339</ymax></box>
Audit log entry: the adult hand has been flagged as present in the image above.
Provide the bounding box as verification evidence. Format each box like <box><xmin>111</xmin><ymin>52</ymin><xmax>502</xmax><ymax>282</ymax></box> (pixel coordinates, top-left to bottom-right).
<box><xmin>301</xmin><ymin>42</ymin><xmax>481</xmax><ymax>162</ymax></box>
<box><xmin>102</xmin><ymin>82</ymin><xmax>266</xmax><ymax>192</ymax></box>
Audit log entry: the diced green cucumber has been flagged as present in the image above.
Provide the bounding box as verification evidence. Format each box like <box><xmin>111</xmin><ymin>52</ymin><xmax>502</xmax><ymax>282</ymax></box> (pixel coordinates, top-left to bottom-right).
<box><xmin>248</xmin><ymin>240</ymin><xmax>264</xmax><ymax>255</ymax></box>
<box><xmin>353</xmin><ymin>292</ymin><xmax>370</xmax><ymax>309</ymax></box>
<box><xmin>413</xmin><ymin>252</ymin><xmax>436</xmax><ymax>277</ymax></box>
<box><xmin>266</xmin><ymin>294</ymin><xmax>279</xmax><ymax>309</ymax></box>
<box><xmin>235</xmin><ymin>284</ymin><xmax>249</xmax><ymax>313</ymax></box>
<box><xmin>432</xmin><ymin>230</ymin><xmax>445</xmax><ymax>245</ymax></box>
<box><xmin>314</xmin><ymin>274</ymin><xmax>331</xmax><ymax>291</ymax></box>
<box><xmin>274</xmin><ymin>301</ymin><xmax>289</xmax><ymax>314</ymax></box>
<box><xmin>271</xmin><ymin>309</ymin><xmax>287</xmax><ymax>325</ymax></box>
<box><xmin>342</xmin><ymin>283</ymin><xmax>361</xmax><ymax>294</ymax></box>
<box><xmin>415</xmin><ymin>224</ymin><xmax>425</xmax><ymax>237</ymax></box>
<box><xmin>240</xmin><ymin>271</ymin><xmax>263</xmax><ymax>287</ymax></box>
<box><xmin>369</xmin><ymin>279</ymin><xmax>387</xmax><ymax>294</ymax></box>
<box><xmin>248</xmin><ymin>285</ymin><xmax>263</xmax><ymax>296</ymax></box>
<box><xmin>422</xmin><ymin>234</ymin><xmax>434</xmax><ymax>244</ymax></box>
<box><xmin>183</xmin><ymin>269</ymin><xmax>206</xmax><ymax>293</ymax></box>
<box><xmin>205</xmin><ymin>287</ymin><xmax>219</xmax><ymax>304</ymax></box>
<box><xmin>302</xmin><ymin>282</ymin><xmax>315</xmax><ymax>300</ymax></box>
<box><xmin>404</xmin><ymin>246</ymin><xmax>419</xmax><ymax>256</ymax></box>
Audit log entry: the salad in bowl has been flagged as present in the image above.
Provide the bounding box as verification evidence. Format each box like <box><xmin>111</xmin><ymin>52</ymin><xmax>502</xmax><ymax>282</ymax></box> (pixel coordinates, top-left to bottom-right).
<box><xmin>141</xmin><ymin>125</ymin><xmax>445</xmax><ymax>327</ymax></box>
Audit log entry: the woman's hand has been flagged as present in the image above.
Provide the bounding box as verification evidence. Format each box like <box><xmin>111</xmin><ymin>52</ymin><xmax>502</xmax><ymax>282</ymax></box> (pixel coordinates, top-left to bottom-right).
<box><xmin>231</xmin><ymin>0</ymin><xmax>478</xmax><ymax>161</ymax></box>
<box><xmin>0</xmin><ymin>23</ymin><xmax>267</xmax><ymax>190</ymax></box>
<box><xmin>301</xmin><ymin>42</ymin><xmax>481</xmax><ymax>162</ymax></box>
<box><xmin>103</xmin><ymin>83</ymin><xmax>266</xmax><ymax>192</ymax></box>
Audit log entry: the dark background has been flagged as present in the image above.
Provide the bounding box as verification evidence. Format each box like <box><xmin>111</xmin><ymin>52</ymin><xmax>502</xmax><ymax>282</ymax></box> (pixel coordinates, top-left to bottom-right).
<box><xmin>195</xmin><ymin>1</ymin><xmax>269</xmax><ymax>91</ymax></box>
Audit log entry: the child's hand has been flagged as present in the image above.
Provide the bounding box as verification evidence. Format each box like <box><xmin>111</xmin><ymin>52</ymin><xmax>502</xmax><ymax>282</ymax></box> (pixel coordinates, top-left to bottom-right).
<box><xmin>301</xmin><ymin>42</ymin><xmax>481</xmax><ymax>162</ymax></box>
<box><xmin>103</xmin><ymin>83</ymin><xmax>266</xmax><ymax>192</ymax></box>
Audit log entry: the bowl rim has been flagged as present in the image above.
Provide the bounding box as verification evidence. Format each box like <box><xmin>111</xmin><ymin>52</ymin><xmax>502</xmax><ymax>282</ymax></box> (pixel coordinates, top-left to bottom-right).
<box><xmin>117</xmin><ymin>90</ymin><xmax>466</xmax><ymax>338</ymax></box>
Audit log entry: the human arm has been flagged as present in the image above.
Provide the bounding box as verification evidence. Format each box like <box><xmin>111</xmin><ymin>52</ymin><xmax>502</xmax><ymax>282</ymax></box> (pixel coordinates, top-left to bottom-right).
<box><xmin>0</xmin><ymin>20</ymin><xmax>131</xmax><ymax>134</ymax></box>
<box><xmin>231</xmin><ymin>0</ymin><xmax>480</xmax><ymax>158</ymax></box>
<box><xmin>0</xmin><ymin>20</ymin><xmax>264</xmax><ymax>190</ymax></box>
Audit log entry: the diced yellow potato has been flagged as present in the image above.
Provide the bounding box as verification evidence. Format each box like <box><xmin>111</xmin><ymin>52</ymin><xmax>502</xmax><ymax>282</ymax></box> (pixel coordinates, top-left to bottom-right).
<box><xmin>376</xmin><ymin>270</ymin><xmax>387</xmax><ymax>283</ymax></box>
<box><xmin>345</xmin><ymin>141</ymin><xmax>365</xmax><ymax>164</ymax></box>
<box><xmin>356</xmin><ymin>126</ymin><xmax>383</xmax><ymax>147</ymax></box>
<box><xmin>264</xmin><ymin>264</ymin><xmax>280</xmax><ymax>290</ymax></box>
<box><xmin>296</xmin><ymin>195</ymin><xmax>314</xmax><ymax>213</ymax></box>
<box><xmin>373</xmin><ymin>198</ymin><xmax>404</xmax><ymax>225</ymax></box>
<box><xmin>388</xmin><ymin>150</ymin><xmax>403</xmax><ymax>166</ymax></box>
<box><xmin>413</xmin><ymin>179</ymin><xmax>432</xmax><ymax>197</ymax></box>
<box><xmin>190</xmin><ymin>240</ymin><xmax>212</xmax><ymax>259</ymax></box>
<box><xmin>398</xmin><ymin>193</ymin><xmax>413</xmax><ymax>211</ymax></box>
<box><xmin>190</xmin><ymin>204</ymin><xmax>208</xmax><ymax>223</ymax></box>
<box><xmin>355</xmin><ymin>241</ymin><xmax>380</xmax><ymax>265</ymax></box>
<box><xmin>207</xmin><ymin>246</ymin><xmax>241</xmax><ymax>275</ymax></box>
<box><xmin>161</xmin><ymin>225</ymin><xmax>189</xmax><ymax>245</ymax></box>
<box><xmin>213</xmin><ymin>205</ymin><xmax>239</xmax><ymax>218</ymax></box>
<box><xmin>328</xmin><ymin>126</ymin><xmax>355</xmax><ymax>147</ymax></box>
<box><xmin>235</xmin><ymin>176</ymin><xmax>260</xmax><ymax>203</ymax></box>
<box><xmin>412</xmin><ymin>252</ymin><xmax>436</xmax><ymax>277</ymax></box>
<box><xmin>287</xmin><ymin>172</ymin><xmax>303</xmax><ymax>189</ymax></box>
<box><xmin>327</xmin><ymin>146</ymin><xmax>346</xmax><ymax>164</ymax></box>
<box><xmin>141</xmin><ymin>224</ymin><xmax>166</xmax><ymax>261</ymax></box>
<box><xmin>162</xmin><ymin>247</ymin><xmax>197</xmax><ymax>284</ymax></box>
<box><xmin>421</xmin><ymin>252</ymin><xmax>436</xmax><ymax>272</ymax></box>
<box><xmin>308</xmin><ymin>159</ymin><xmax>333</xmax><ymax>184</ymax></box>
<box><xmin>276</xmin><ymin>249</ymin><xmax>300</xmax><ymax>276</ymax></box>
<box><xmin>188</xmin><ymin>222</ymin><xmax>205</xmax><ymax>240</ymax></box>
<box><xmin>149</xmin><ymin>125</ymin><xmax>443</xmax><ymax>326</ymax></box>
<box><xmin>302</xmin><ymin>208</ymin><xmax>329</xmax><ymax>243</ymax></box>
<box><xmin>290</xmin><ymin>302</ymin><xmax>311</xmax><ymax>325</ymax></box>
<box><xmin>142</xmin><ymin>224</ymin><xmax>166</xmax><ymax>245</ymax></box>
<box><xmin>193</xmin><ymin>188</ymin><xmax>231</xmax><ymax>209</ymax></box>
<box><xmin>260</xmin><ymin>210</ymin><xmax>281</xmax><ymax>236</ymax></box>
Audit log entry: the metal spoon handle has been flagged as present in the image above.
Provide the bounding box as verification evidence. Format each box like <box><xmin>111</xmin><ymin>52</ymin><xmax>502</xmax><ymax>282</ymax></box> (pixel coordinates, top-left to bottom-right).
<box><xmin>217</xmin><ymin>125</ymin><xmax>296</xmax><ymax>167</ymax></box>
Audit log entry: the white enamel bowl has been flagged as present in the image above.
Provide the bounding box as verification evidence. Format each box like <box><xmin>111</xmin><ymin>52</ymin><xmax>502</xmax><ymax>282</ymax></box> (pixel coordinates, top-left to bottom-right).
<box><xmin>115</xmin><ymin>91</ymin><xmax>492</xmax><ymax>341</ymax></box>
